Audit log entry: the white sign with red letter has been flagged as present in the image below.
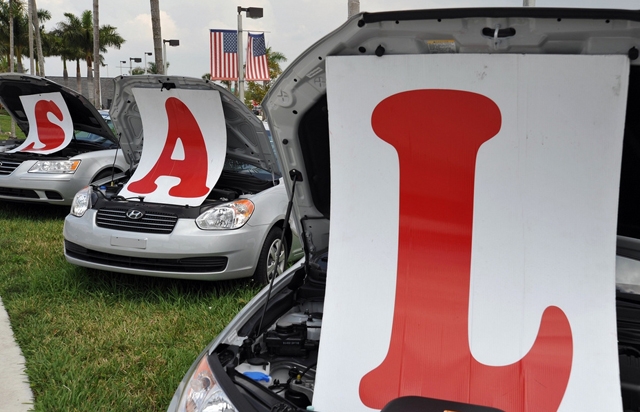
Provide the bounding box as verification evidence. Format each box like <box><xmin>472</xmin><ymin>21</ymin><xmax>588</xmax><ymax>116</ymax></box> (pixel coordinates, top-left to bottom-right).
<box><xmin>118</xmin><ymin>88</ymin><xmax>227</xmax><ymax>206</ymax></box>
<box><xmin>314</xmin><ymin>54</ymin><xmax>628</xmax><ymax>412</ymax></box>
<box><xmin>9</xmin><ymin>92</ymin><xmax>74</xmax><ymax>154</ymax></box>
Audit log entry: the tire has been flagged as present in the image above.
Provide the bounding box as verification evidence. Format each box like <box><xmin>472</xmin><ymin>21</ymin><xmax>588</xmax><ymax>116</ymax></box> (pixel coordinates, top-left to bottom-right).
<box><xmin>253</xmin><ymin>226</ymin><xmax>289</xmax><ymax>285</ymax></box>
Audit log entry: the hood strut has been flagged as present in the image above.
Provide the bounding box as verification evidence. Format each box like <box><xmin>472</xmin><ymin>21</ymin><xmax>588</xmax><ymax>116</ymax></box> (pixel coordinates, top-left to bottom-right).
<box><xmin>255</xmin><ymin>170</ymin><xmax>302</xmax><ymax>337</ymax></box>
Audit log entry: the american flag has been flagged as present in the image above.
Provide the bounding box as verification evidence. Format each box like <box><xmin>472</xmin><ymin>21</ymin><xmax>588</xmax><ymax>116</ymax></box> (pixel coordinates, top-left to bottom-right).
<box><xmin>245</xmin><ymin>33</ymin><xmax>270</xmax><ymax>81</ymax></box>
<box><xmin>210</xmin><ymin>29</ymin><xmax>238</xmax><ymax>80</ymax></box>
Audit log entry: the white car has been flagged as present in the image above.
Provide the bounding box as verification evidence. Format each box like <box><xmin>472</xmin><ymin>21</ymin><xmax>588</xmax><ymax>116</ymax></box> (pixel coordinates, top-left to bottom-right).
<box><xmin>63</xmin><ymin>75</ymin><xmax>301</xmax><ymax>282</ymax></box>
<box><xmin>168</xmin><ymin>6</ymin><xmax>640</xmax><ymax>412</ymax></box>
<box><xmin>0</xmin><ymin>74</ymin><xmax>128</xmax><ymax>205</ymax></box>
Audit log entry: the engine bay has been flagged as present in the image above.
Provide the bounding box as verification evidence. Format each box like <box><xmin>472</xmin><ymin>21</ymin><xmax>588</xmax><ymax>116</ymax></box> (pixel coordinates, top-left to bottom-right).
<box><xmin>89</xmin><ymin>168</ymin><xmax>279</xmax><ymax>214</ymax></box>
<box><xmin>200</xmin><ymin>250</ymin><xmax>640</xmax><ymax>412</ymax></box>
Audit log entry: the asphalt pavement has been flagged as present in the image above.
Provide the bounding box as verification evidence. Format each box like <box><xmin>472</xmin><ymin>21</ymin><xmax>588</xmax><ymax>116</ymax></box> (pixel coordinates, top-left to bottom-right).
<box><xmin>0</xmin><ymin>297</ymin><xmax>34</xmax><ymax>412</ymax></box>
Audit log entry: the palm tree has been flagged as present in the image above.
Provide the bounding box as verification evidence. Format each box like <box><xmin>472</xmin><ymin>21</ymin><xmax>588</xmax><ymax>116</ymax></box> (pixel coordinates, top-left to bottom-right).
<box><xmin>45</xmin><ymin>28</ymin><xmax>82</xmax><ymax>85</ymax></box>
<box><xmin>57</xmin><ymin>10</ymin><xmax>124</xmax><ymax>100</ymax></box>
<box><xmin>266</xmin><ymin>47</ymin><xmax>286</xmax><ymax>83</ymax></box>
<box><xmin>0</xmin><ymin>1</ymin><xmax>50</xmax><ymax>74</ymax></box>
<box><xmin>0</xmin><ymin>0</ymin><xmax>26</xmax><ymax>72</ymax></box>
<box><xmin>147</xmin><ymin>61</ymin><xmax>167</xmax><ymax>74</ymax></box>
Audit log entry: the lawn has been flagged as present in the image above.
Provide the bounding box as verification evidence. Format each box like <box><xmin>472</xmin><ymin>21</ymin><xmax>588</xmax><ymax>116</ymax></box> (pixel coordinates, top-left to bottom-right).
<box><xmin>0</xmin><ymin>201</ymin><xmax>259</xmax><ymax>411</ymax></box>
<box><xmin>0</xmin><ymin>110</ymin><xmax>26</xmax><ymax>140</ymax></box>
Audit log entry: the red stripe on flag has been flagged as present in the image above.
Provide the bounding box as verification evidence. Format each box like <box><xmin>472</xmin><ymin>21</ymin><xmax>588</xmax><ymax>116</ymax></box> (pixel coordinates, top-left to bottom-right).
<box><xmin>245</xmin><ymin>33</ymin><xmax>270</xmax><ymax>82</ymax></box>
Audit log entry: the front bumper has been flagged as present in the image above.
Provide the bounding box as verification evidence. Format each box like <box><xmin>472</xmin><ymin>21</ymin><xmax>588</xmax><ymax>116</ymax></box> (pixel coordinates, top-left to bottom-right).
<box><xmin>63</xmin><ymin>210</ymin><xmax>268</xmax><ymax>280</ymax></box>
<box><xmin>0</xmin><ymin>159</ymin><xmax>82</xmax><ymax>204</ymax></box>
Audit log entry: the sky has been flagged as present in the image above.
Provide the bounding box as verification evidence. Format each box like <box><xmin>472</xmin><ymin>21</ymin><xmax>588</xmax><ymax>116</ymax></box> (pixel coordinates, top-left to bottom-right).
<box><xmin>32</xmin><ymin>0</ymin><xmax>640</xmax><ymax>79</ymax></box>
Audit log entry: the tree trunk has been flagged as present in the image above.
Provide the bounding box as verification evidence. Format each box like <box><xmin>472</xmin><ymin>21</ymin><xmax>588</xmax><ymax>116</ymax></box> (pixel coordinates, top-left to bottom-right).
<box><xmin>348</xmin><ymin>0</ymin><xmax>359</xmax><ymax>18</ymax></box>
<box><xmin>86</xmin><ymin>55</ymin><xmax>94</xmax><ymax>103</ymax></box>
<box><xmin>93</xmin><ymin>0</ymin><xmax>101</xmax><ymax>108</ymax></box>
<box><xmin>9</xmin><ymin>0</ymin><xmax>14</xmax><ymax>72</ymax></box>
<box><xmin>9</xmin><ymin>0</ymin><xmax>16</xmax><ymax>136</ymax></box>
<box><xmin>33</xmin><ymin>0</ymin><xmax>45</xmax><ymax>76</ymax></box>
<box><xmin>150</xmin><ymin>0</ymin><xmax>164</xmax><ymax>74</ymax></box>
<box><xmin>76</xmin><ymin>59</ymin><xmax>82</xmax><ymax>94</ymax></box>
<box><xmin>28</xmin><ymin>0</ymin><xmax>34</xmax><ymax>74</ymax></box>
<box><xmin>63</xmin><ymin>59</ymin><xmax>68</xmax><ymax>85</ymax></box>
<box><xmin>15</xmin><ymin>48</ymin><xmax>24</xmax><ymax>73</ymax></box>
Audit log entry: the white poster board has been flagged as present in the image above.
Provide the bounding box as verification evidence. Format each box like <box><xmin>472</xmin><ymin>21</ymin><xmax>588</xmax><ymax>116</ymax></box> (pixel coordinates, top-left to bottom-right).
<box><xmin>9</xmin><ymin>92</ymin><xmax>74</xmax><ymax>154</ymax></box>
<box><xmin>118</xmin><ymin>88</ymin><xmax>227</xmax><ymax>206</ymax></box>
<box><xmin>315</xmin><ymin>54</ymin><xmax>628</xmax><ymax>412</ymax></box>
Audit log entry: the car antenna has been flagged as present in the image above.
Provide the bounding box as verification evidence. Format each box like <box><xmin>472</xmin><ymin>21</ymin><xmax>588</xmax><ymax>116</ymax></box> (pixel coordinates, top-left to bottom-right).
<box><xmin>255</xmin><ymin>169</ymin><xmax>303</xmax><ymax>338</ymax></box>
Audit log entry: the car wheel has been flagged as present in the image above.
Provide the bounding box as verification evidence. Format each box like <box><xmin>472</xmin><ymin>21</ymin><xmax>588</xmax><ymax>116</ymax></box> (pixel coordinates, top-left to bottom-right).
<box><xmin>253</xmin><ymin>227</ymin><xmax>289</xmax><ymax>285</ymax></box>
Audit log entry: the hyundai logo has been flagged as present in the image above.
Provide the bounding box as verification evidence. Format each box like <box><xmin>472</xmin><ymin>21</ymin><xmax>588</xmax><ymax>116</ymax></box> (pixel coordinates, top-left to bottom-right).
<box><xmin>126</xmin><ymin>209</ymin><xmax>145</xmax><ymax>220</ymax></box>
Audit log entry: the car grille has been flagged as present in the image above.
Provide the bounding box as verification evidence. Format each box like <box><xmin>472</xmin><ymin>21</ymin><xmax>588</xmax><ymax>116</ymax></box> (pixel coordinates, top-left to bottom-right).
<box><xmin>95</xmin><ymin>208</ymin><xmax>178</xmax><ymax>234</ymax></box>
<box><xmin>0</xmin><ymin>159</ymin><xmax>22</xmax><ymax>175</ymax></box>
<box><xmin>64</xmin><ymin>241</ymin><xmax>228</xmax><ymax>273</ymax></box>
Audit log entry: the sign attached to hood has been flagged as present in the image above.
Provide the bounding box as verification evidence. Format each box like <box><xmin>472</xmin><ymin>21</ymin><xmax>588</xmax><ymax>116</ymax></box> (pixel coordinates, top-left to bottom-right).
<box><xmin>117</xmin><ymin>88</ymin><xmax>226</xmax><ymax>206</ymax></box>
<box><xmin>315</xmin><ymin>54</ymin><xmax>628</xmax><ymax>412</ymax></box>
<box><xmin>8</xmin><ymin>92</ymin><xmax>74</xmax><ymax>154</ymax></box>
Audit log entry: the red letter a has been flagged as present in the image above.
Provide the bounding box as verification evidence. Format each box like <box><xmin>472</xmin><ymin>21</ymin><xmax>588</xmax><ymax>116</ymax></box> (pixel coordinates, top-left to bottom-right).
<box><xmin>128</xmin><ymin>97</ymin><xmax>211</xmax><ymax>198</ymax></box>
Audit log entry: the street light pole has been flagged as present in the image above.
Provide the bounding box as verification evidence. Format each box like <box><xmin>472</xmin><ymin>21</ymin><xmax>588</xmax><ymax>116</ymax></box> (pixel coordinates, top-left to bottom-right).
<box><xmin>144</xmin><ymin>52</ymin><xmax>152</xmax><ymax>74</ymax></box>
<box><xmin>237</xmin><ymin>6</ymin><xmax>263</xmax><ymax>104</ymax></box>
<box><xmin>120</xmin><ymin>60</ymin><xmax>126</xmax><ymax>76</ymax></box>
<box><xmin>129</xmin><ymin>57</ymin><xmax>141</xmax><ymax>75</ymax></box>
<box><xmin>162</xmin><ymin>39</ymin><xmax>179</xmax><ymax>75</ymax></box>
<box><xmin>237</xmin><ymin>8</ymin><xmax>244</xmax><ymax>101</ymax></box>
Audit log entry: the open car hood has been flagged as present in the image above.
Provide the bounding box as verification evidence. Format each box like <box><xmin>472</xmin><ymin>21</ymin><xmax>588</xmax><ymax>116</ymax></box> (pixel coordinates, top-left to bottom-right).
<box><xmin>264</xmin><ymin>6</ymin><xmax>640</xmax><ymax>255</ymax></box>
<box><xmin>262</xmin><ymin>8</ymin><xmax>640</xmax><ymax>411</ymax></box>
<box><xmin>110</xmin><ymin>75</ymin><xmax>277</xmax><ymax>173</ymax></box>
<box><xmin>0</xmin><ymin>73</ymin><xmax>117</xmax><ymax>147</ymax></box>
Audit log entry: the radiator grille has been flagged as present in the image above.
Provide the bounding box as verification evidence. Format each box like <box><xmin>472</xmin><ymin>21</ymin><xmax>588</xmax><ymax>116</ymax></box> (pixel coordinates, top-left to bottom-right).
<box><xmin>96</xmin><ymin>208</ymin><xmax>178</xmax><ymax>234</ymax></box>
<box><xmin>0</xmin><ymin>159</ymin><xmax>22</xmax><ymax>175</ymax></box>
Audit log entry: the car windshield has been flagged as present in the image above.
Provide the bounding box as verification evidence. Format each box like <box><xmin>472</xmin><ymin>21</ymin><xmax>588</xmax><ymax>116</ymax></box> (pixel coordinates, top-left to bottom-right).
<box><xmin>73</xmin><ymin>130</ymin><xmax>117</xmax><ymax>149</ymax></box>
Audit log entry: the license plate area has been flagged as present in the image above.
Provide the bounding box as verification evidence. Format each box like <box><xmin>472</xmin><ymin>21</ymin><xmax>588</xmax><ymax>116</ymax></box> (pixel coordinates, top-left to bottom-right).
<box><xmin>110</xmin><ymin>236</ymin><xmax>147</xmax><ymax>249</ymax></box>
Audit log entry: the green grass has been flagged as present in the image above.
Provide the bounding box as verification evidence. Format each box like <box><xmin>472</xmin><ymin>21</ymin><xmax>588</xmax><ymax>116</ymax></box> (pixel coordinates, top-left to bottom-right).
<box><xmin>0</xmin><ymin>201</ymin><xmax>260</xmax><ymax>411</ymax></box>
<box><xmin>0</xmin><ymin>110</ymin><xmax>26</xmax><ymax>139</ymax></box>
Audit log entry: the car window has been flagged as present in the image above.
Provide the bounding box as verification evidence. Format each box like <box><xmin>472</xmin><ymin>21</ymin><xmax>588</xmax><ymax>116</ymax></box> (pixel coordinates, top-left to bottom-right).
<box><xmin>105</xmin><ymin>118</ymin><xmax>116</xmax><ymax>134</ymax></box>
<box><xmin>74</xmin><ymin>130</ymin><xmax>116</xmax><ymax>149</ymax></box>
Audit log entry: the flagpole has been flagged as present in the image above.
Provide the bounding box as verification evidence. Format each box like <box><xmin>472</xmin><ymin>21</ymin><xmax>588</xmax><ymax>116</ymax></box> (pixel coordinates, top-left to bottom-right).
<box><xmin>237</xmin><ymin>7</ymin><xmax>245</xmax><ymax>102</ymax></box>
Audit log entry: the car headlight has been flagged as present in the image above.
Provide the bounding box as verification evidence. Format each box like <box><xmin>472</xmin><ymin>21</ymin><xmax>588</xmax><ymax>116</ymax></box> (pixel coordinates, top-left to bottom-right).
<box><xmin>70</xmin><ymin>186</ymin><xmax>92</xmax><ymax>217</ymax></box>
<box><xmin>177</xmin><ymin>355</ymin><xmax>237</xmax><ymax>412</ymax></box>
<box><xmin>28</xmin><ymin>160</ymin><xmax>81</xmax><ymax>174</ymax></box>
<box><xmin>196</xmin><ymin>199</ymin><xmax>255</xmax><ymax>230</ymax></box>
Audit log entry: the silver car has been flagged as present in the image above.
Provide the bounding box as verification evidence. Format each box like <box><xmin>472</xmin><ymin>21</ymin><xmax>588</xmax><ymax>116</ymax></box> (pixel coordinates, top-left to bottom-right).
<box><xmin>63</xmin><ymin>75</ymin><xmax>301</xmax><ymax>282</ymax></box>
<box><xmin>168</xmin><ymin>6</ymin><xmax>640</xmax><ymax>412</ymax></box>
<box><xmin>0</xmin><ymin>74</ymin><xmax>128</xmax><ymax>205</ymax></box>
